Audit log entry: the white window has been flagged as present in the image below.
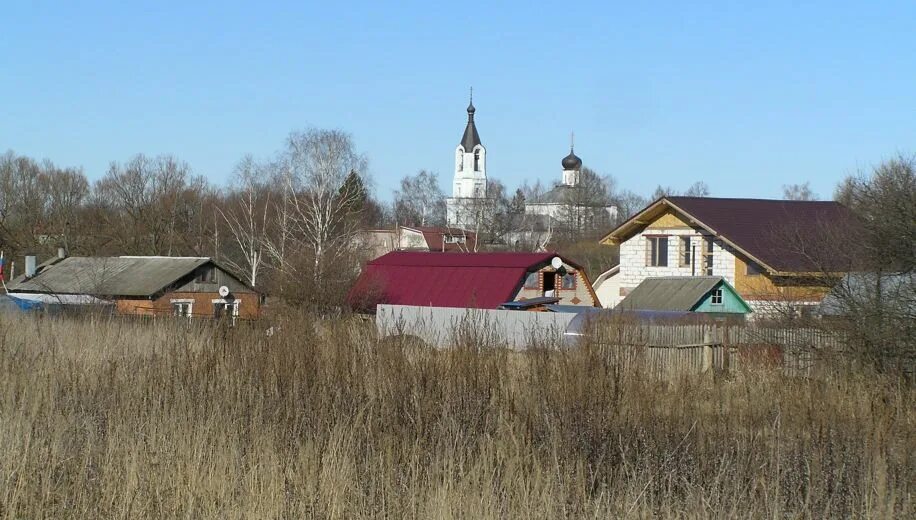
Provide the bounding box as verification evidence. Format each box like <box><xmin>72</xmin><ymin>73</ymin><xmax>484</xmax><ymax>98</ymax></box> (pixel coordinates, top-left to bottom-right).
<box><xmin>170</xmin><ymin>299</ymin><xmax>194</xmax><ymax>317</ymax></box>
<box><xmin>711</xmin><ymin>288</ymin><xmax>723</xmax><ymax>305</ymax></box>
<box><xmin>213</xmin><ymin>299</ymin><xmax>240</xmax><ymax>324</ymax></box>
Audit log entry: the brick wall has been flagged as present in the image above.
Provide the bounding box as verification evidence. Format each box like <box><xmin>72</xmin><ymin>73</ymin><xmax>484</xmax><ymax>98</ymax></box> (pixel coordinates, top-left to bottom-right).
<box><xmin>115</xmin><ymin>291</ymin><xmax>260</xmax><ymax>319</ymax></box>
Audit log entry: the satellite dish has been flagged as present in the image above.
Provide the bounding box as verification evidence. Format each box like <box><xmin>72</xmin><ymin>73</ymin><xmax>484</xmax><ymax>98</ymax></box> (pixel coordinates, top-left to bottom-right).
<box><xmin>218</xmin><ymin>286</ymin><xmax>230</xmax><ymax>298</ymax></box>
<box><xmin>551</xmin><ymin>257</ymin><xmax>563</xmax><ymax>269</ymax></box>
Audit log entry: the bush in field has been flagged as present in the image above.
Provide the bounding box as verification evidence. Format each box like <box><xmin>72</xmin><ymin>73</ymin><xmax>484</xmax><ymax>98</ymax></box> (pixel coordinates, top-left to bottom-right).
<box><xmin>0</xmin><ymin>314</ymin><xmax>912</xmax><ymax>518</ymax></box>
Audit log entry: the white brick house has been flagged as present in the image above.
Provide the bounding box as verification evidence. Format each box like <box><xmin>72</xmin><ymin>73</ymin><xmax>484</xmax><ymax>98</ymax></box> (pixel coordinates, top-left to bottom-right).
<box><xmin>599</xmin><ymin>196</ymin><xmax>857</xmax><ymax>317</ymax></box>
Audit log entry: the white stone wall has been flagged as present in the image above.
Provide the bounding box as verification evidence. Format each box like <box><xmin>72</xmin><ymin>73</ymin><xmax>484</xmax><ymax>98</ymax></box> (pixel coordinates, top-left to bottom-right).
<box><xmin>453</xmin><ymin>145</ymin><xmax>486</xmax><ymax>199</ymax></box>
<box><xmin>616</xmin><ymin>229</ymin><xmax>737</xmax><ymax>306</ymax></box>
<box><xmin>594</xmin><ymin>273</ymin><xmax>620</xmax><ymax>308</ymax></box>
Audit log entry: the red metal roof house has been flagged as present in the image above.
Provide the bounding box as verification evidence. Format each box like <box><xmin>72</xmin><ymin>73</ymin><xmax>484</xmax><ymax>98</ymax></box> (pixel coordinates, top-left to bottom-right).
<box><xmin>348</xmin><ymin>251</ymin><xmax>600</xmax><ymax>311</ymax></box>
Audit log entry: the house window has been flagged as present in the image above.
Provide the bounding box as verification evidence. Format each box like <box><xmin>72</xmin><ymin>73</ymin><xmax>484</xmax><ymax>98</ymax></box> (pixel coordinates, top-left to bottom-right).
<box><xmin>171</xmin><ymin>301</ymin><xmax>193</xmax><ymax>317</ymax></box>
<box><xmin>746</xmin><ymin>261</ymin><xmax>764</xmax><ymax>276</ymax></box>
<box><xmin>213</xmin><ymin>300</ymin><xmax>239</xmax><ymax>323</ymax></box>
<box><xmin>524</xmin><ymin>272</ymin><xmax>539</xmax><ymax>289</ymax></box>
<box><xmin>561</xmin><ymin>273</ymin><xmax>577</xmax><ymax>290</ymax></box>
<box><xmin>646</xmin><ymin>236</ymin><xmax>669</xmax><ymax>267</ymax></box>
<box><xmin>196</xmin><ymin>267</ymin><xmax>215</xmax><ymax>283</ymax></box>
<box><xmin>474</xmin><ymin>149</ymin><xmax>481</xmax><ymax>171</ymax></box>
<box><xmin>702</xmin><ymin>238</ymin><xmax>714</xmax><ymax>275</ymax></box>
<box><xmin>711</xmin><ymin>288</ymin><xmax>723</xmax><ymax>305</ymax></box>
<box><xmin>678</xmin><ymin>236</ymin><xmax>692</xmax><ymax>267</ymax></box>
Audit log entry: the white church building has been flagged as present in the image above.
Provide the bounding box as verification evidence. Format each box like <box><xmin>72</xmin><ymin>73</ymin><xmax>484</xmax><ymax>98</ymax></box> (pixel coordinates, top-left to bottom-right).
<box><xmin>444</xmin><ymin>96</ymin><xmax>616</xmax><ymax>235</ymax></box>
<box><xmin>446</xmin><ymin>96</ymin><xmax>493</xmax><ymax>230</ymax></box>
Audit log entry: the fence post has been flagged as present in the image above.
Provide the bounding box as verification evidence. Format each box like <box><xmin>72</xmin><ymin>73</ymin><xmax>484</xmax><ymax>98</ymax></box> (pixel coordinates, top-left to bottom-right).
<box><xmin>702</xmin><ymin>330</ymin><xmax>713</xmax><ymax>373</ymax></box>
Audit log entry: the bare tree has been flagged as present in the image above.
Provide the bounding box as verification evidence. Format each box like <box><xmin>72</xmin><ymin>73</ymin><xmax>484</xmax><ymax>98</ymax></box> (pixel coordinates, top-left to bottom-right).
<box><xmin>556</xmin><ymin>167</ymin><xmax>615</xmax><ymax>241</ymax></box>
<box><xmin>684</xmin><ymin>181</ymin><xmax>710</xmax><ymax>197</ymax></box>
<box><xmin>264</xmin><ymin>129</ymin><xmax>369</xmax><ymax>302</ymax></box>
<box><xmin>93</xmin><ymin>154</ymin><xmax>210</xmax><ymax>255</ymax></box>
<box><xmin>393</xmin><ymin>170</ymin><xmax>446</xmax><ymax>226</ymax></box>
<box><xmin>783</xmin><ymin>182</ymin><xmax>818</xmax><ymax>201</ymax></box>
<box><xmin>218</xmin><ymin>156</ymin><xmax>272</xmax><ymax>287</ymax></box>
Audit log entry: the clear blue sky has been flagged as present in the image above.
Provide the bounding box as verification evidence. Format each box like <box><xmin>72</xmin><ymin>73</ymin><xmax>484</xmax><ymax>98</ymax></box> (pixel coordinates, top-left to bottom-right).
<box><xmin>2</xmin><ymin>1</ymin><xmax>914</xmax><ymax>201</ymax></box>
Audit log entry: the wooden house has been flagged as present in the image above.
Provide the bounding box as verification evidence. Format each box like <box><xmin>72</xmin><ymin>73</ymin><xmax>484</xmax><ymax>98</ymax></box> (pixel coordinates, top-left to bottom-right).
<box><xmin>618</xmin><ymin>276</ymin><xmax>752</xmax><ymax>320</ymax></box>
<box><xmin>347</xmin><ymin>251</ymin><xmax>600</xmax><ymax>311</ymax></box>
<box><xmin>6</xmin><ymin>255</ymin><xmax>261</xmax><ymax>320</ymax></box>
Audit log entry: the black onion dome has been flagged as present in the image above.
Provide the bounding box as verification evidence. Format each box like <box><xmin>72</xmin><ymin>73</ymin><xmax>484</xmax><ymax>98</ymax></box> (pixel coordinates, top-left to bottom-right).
<box><xmin>562</xmin><ymin>149</ymin><xmax>582</xmax><ymax>170</ymax></box>
<box><xmin>467</xmin><ymin>101</ymin><xmax>476</xmax><ymax>114</ymax></box>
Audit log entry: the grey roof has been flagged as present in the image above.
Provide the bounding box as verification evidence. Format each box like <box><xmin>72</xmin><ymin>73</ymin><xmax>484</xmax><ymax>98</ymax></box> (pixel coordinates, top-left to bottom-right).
<box><xmin>819</xmin><ymin>272</ymin><xmax>916</xmax><ymax>316</ymax></box>
<box><xmin>531</xmin><ymin>184</ymin><xmax>576</xmax><ymax>204</ymax></box>
<box><xmin>562</xmin><ymin>148</ymin><xmax>582</xmax><ymax>170</ymax></box>
<box><xmin>459</xmin><ymin>104</ymin><xmax>482</xmax><ymax>151</ymax></box>
<box><xmin>7</xmin><ymin>256</ymin><xmax>211</xmax><ymax>297</ymax></box>
<box><xmin>619</xmin><ymin>276</ymin><xmax>724</xmax><ymax>312</ymax></box>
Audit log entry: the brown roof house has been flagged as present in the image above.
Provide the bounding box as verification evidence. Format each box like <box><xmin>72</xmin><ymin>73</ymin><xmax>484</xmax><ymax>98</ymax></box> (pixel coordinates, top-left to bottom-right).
<box><xmin>6</xmin><ymin>254</ymin><xmax>261</xmax><ymax>321</ymax></box>
<box><xmin>599</xmin><ymin>196</ymin><xmax>858</xmax><ymax>317</ymax></box>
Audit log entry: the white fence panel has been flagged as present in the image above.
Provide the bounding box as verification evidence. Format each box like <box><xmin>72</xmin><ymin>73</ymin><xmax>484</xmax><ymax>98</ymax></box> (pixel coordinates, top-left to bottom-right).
<box><xmin>376</xmin><ymin>304</ymin><xmax>578</xmax><ymax>349</ymax></box>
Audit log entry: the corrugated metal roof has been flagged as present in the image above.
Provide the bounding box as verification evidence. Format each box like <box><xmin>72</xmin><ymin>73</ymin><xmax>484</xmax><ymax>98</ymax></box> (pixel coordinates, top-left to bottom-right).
<box><xmin>6</xmin><ymin>256</ymin><xmax>211</xmax><ymax>297</ymax></box>
<box><xmin>619</xmin><ymin>276</ymin><xmax>723</xmax><ymax>312</ymax></box>
<box><xmin>348</xmin><ymin>251</ymin><xmax>578</xmax><ymax>310</ymax></box>
<box><xmin>368</xmin><ymin>251</ymin><xmax>563</xmax><ymax>268</ymax></box>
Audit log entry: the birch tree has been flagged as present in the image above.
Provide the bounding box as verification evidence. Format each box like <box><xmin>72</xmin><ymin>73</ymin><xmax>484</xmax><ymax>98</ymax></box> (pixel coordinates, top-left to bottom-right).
<box><xmin>218</xmin><ymin>155</ymin><xmax>271</xmax><ymax>286</ymax></box>
<box><xmin>268</xmin><ymin>129</ymin><xmax>368</xmax><ymax>296</ymax></box>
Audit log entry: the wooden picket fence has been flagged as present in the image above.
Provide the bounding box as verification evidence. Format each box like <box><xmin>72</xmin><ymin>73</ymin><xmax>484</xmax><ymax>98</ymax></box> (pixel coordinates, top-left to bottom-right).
<box><xmin>592</xmin><ymin>321</ymin><xmax>846</xmax><ymax>377</ymax></box>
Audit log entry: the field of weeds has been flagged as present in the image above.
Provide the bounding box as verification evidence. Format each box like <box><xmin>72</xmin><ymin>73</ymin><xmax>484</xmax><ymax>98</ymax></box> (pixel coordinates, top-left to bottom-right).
<box><xmin>0</xmin><ymin>314</ymin><xmax>912</xmax><ymax>518</ymax></box>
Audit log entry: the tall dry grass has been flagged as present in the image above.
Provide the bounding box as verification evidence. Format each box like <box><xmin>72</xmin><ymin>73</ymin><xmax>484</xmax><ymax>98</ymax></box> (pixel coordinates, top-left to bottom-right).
<box><xmin>0</xmin><ymin>313</ymin><xmax>912</xmax><ymax>518</ymax></box>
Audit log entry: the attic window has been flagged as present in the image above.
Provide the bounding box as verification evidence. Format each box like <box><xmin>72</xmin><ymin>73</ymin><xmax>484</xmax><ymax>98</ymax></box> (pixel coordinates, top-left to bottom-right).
<box><xmin>746</xmin><ymin>262</ymin><xmax>764</xmax><ymax>276</ymax></box>
<box><xmin>524</xmin><ymin>272</ymin><xmax>539</xmax><ymax>289</ymax></box>
<box><xmin>196</xmin><ymin>267</ymin><xmax>215</xmax><ymax>283</ymax></box>
<box><xmin>711</xmin><ymin>288</ymin><xmax>723</xmax><ymax>305</ymax></box>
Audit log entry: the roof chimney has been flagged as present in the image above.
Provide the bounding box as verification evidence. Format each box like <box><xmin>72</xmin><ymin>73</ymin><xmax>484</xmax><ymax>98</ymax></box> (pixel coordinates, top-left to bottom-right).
<box><xmin>57</xmin><ymin>247</ymin><xmax>67</xmax><ymax>259</ymax></box>
<box><xmin>24</xmin><ymin>255</ymin><xmax>37</xmax><ymax>278</ymax></box>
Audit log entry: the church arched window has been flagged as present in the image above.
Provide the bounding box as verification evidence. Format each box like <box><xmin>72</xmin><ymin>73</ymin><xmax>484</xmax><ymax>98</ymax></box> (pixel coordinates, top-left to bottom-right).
<box><xmin>474</xmin><ymin>149</ymin><xmax>480</xmax><ymax>171</ymax></box>
<box><xmin>457</xmin><ymin>150</ymin><xmax>463</xmax><ymax>171</ymax></box>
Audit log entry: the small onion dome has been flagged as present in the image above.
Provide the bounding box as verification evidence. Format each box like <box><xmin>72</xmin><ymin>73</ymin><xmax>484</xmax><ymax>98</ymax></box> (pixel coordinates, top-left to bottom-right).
<box><xmin>562</xmin><ymin>149</ymin><xmax>582</xmax><ymax>170</ymax></box>
<box><xmin>467</xmin><ymin>101</ymin><xmax>476</xmax><ymax>115</ymax></box>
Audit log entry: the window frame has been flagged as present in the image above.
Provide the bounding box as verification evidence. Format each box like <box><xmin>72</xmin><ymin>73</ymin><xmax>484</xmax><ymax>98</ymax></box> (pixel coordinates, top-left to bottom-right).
<box><xmin>645</xmin><ymin>235</ymin><xmax>669</xmax><ymax>267</ymax></box>
<box><xmin>702</xmin><ymin>238</ymin><xmax>714</xmax><ymax>275</ymax></box>
<box><xmin>678</xmin><ymin>236</ymin><xmax>692</xmax><ymax>267</ymax></box>
<box><xmin>523</xmin><ymin>272</ymin><xmax>539</xmax><ymax>289</ymax></box>
<box><xmin>561</xmin><ymin>273</ymin><xmax>577</xmax><ymax>290</ymax></box>
<box><xmin>212</xmin><ymin>299</ymin><xmax>240</xmax><ymax>324</ymax></box>
<box><xmin>746</xmin><ymin>261</ymin><xmax>764</xmax><ymax>276</ymax></box>
<box><xmin>710</xmin><ymin>288</ymin><xmax>723</xmax><ymax>305</ymax></box>
<box><xmin>170</xmin><ymin>298</ymin><xmax>194</xmax><ymax>317</ymax></box>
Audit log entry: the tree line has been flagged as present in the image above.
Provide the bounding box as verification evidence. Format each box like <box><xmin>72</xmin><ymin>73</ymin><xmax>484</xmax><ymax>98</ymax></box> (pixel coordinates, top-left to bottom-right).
<box><xmin>3</xmin><ymin>130</ymin><xmax>912</xmax><ymax>314</ymax></box>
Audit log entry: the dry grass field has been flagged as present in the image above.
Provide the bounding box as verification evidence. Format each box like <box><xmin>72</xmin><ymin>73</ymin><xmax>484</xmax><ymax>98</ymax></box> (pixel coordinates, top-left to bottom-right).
<box><xmin>0</xmin><ymin>313</ymin><xmax>912</xmax><ymax>518</ymax></box>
